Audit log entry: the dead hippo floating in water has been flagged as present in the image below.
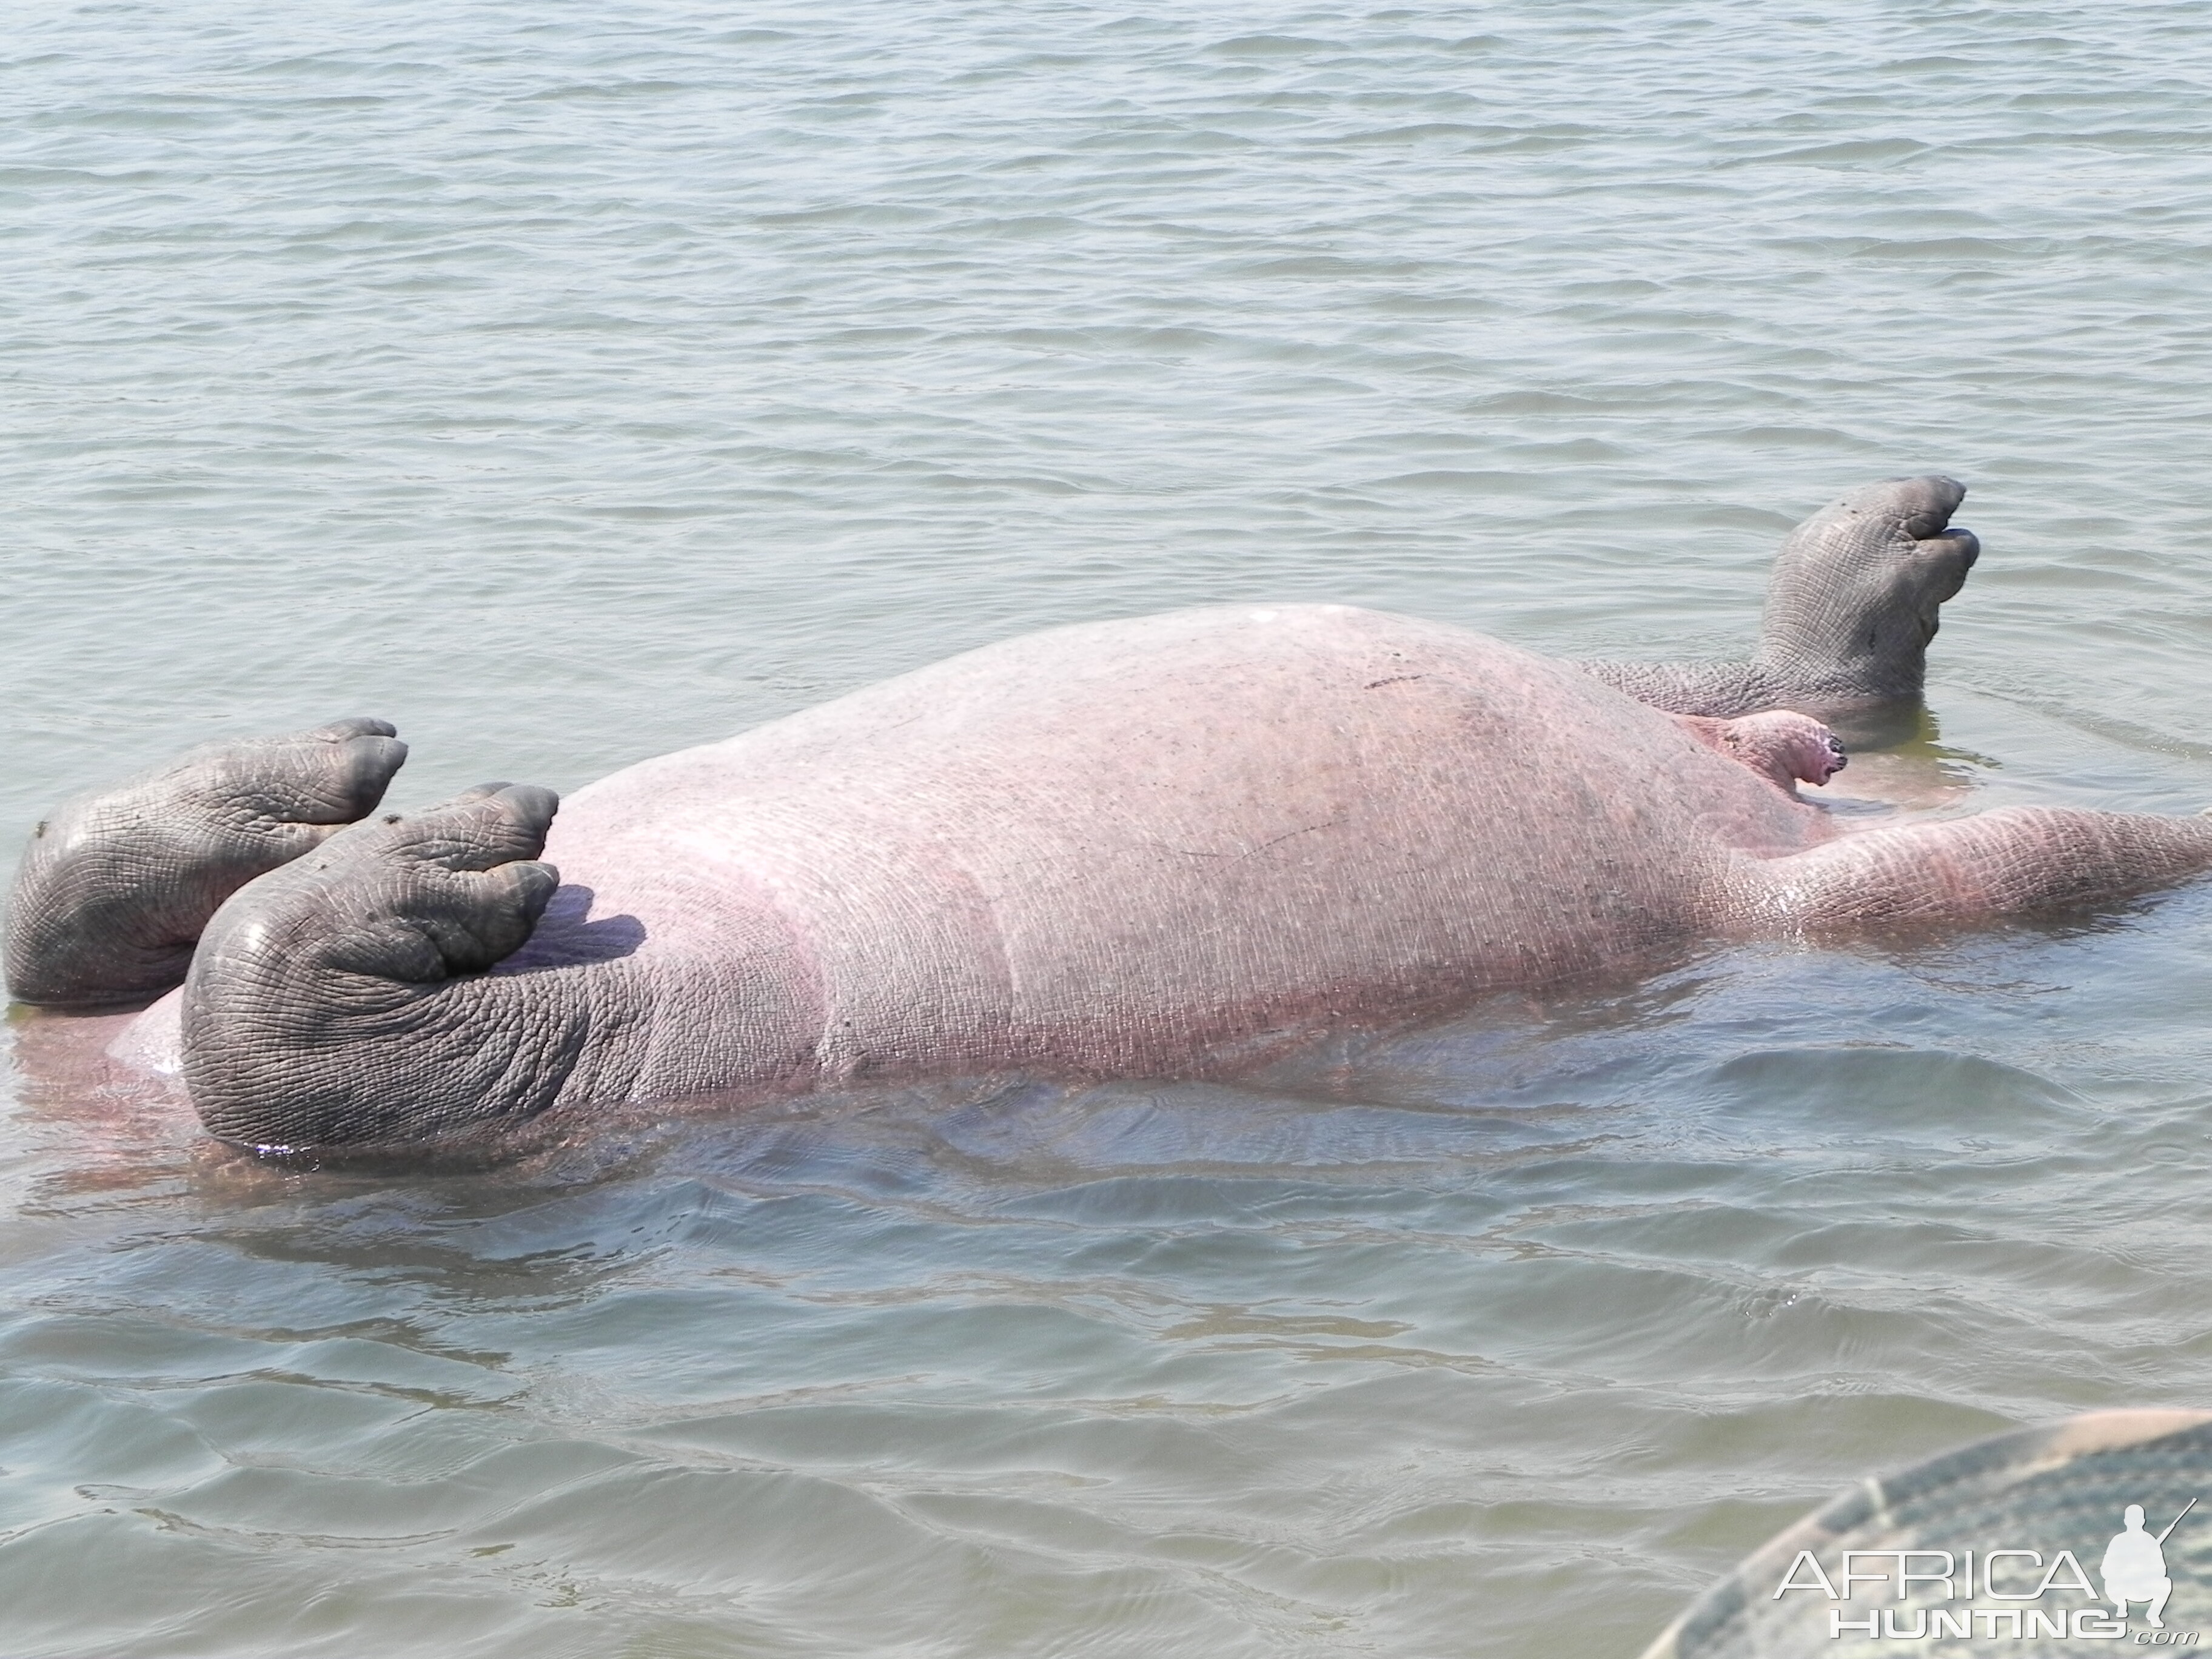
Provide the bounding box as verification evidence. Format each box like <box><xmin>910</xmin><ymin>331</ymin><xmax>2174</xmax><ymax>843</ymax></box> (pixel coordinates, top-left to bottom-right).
<box><xmin>8</xmin><ymin>476</ymin><xmax>2206</xmax><ymax>1155</ymax></box>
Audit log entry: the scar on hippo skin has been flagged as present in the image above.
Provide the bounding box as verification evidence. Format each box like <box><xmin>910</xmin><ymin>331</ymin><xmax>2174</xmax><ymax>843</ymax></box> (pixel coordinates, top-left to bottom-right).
<box><xmin>1672</xmin><ymin>711</ymin><xmax>1847</xmax><ymax>795</ymax></box>
<box><xmin>2</xmin><ymin>719</ymin><xmax>407</xmax><ymax>1009</ymax></box>
<box><xmin>1579</xmin><ymin>474</ymin><xmax>1980</xmax><ymax>726</ymax></box>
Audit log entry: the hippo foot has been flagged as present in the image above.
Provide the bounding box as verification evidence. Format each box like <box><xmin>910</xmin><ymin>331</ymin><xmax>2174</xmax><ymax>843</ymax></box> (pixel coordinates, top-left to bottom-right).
<box><xmin>181</xmin><ymin>783</ymin><xmax>572</xmax><ymax>1151</ymax></box>
<box><xmin>1578</xmin><ymin>475</ymin><xmax>1979</xmax><ymax>724</ymax></box>
<box><xmin>4</xmin><ymin>719</ymin><xmax>409</xmax><ymax>1008</ymax></box>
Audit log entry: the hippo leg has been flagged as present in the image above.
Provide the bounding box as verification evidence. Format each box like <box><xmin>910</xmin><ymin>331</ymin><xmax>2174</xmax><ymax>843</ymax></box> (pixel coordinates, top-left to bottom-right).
<box><xmin>1746</xmin><ymin>806</ymin><xmax>2212</xmax><ymax>927</ymax></box>
<box><xmin>1582</xmin><ymin>475</ymin><xmax>1982</xmax><ymax>722</ymax></box>
<box><xmin>180</xmin><ymin>783</ymin><xmax>605</xmax><ymax>1151</ymax></box>
<box><xmin>1674</xmin><ymin>710</ymin><xmax>1846</xmax><ymax>794</ymax></box>
<box><xmin>4</xmin><ymin>719</ymin><xmax>409</xmax><ymax>1008</ymax></box>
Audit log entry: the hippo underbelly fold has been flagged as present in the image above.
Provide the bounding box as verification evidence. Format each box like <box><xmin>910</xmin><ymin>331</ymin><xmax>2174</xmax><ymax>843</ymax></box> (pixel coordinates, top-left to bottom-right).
<box><xmin>517</xmin><ymin>605</ymin><xmax>1818</xmax><ymax>1090</ymax></box>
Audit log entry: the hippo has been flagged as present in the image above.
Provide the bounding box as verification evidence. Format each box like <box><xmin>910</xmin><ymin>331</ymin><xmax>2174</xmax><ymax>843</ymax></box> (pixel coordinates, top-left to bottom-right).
<box><xmin>10</xmin><ymin>475</ymin><xmax>2211</xmax><ymax>1156</ymax></box>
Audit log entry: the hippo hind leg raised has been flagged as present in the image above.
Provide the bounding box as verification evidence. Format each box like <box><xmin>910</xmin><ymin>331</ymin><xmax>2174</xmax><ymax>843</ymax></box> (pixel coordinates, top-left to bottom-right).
<box><xmin>3</xmin><ymin>719</ymin><xmax>407</xmax><ymax>1008</ymax></box>
<box><xmin>1581</xmin><ymin>474</ymin><xmax>1982</xmax><ymax>725</ymax></box>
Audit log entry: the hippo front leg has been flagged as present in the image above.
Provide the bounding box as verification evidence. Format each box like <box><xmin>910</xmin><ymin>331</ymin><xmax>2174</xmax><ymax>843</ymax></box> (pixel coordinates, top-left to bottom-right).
<box><xmin>179</xmin><ymin>783</ymin><xmax>630</xmax><ymax>1151</ymax></box>
<box><xmin>4</xmin><ymin>719</ymin><xmax>409</xmax><ymax>1008</ymax></box>
<box><xmin>1742</xmin><ymin>806</ymin><xmax>2212</xmax><ymax>929</ymax></box>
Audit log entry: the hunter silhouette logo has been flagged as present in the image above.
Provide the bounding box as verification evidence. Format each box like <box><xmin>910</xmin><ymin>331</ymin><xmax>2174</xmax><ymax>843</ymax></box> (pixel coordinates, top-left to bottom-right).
<box><xmin>1770</xmin><ymin>1495</ymin><xmax>2202</xmax><ymax>1642</ymax></box>
<box><xmin>2105</xmin><ymin>1501</ymin><xmax>2194</xmax><ymax>1630</ymax></box>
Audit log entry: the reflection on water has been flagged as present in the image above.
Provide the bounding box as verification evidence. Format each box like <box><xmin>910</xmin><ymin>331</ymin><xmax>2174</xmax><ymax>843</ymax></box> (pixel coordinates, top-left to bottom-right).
<box><xmin>7</xmin><ymin>0</ymin><xmax>2212</xmax><ymax>1654</ymax></box>
<box><xmin>1800</xmin><ymin>706</ymin><xmax>1991</xmax><ymax>814</ymax></box>
<box><xmin>10</xmin><ymin>922</ymin><xmax>2212</xmax><ymax>1657</ymax></box>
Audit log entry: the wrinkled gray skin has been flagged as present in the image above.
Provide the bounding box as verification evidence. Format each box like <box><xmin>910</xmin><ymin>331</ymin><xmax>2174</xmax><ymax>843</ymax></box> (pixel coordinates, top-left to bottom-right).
<box><xmin>1580</xmin><ymin>474</ymin><xmax>1982</xmax><ymax>724</ymax></box>
<box><xmin>2</xmin><ymin>719</ymin><xmax>409</xmax><ymax>1008</ymax></box>
<box><xmin>11</xmin><ymin>475</ymin><xmax>2212</xmax><ymax>1157</ymax></box>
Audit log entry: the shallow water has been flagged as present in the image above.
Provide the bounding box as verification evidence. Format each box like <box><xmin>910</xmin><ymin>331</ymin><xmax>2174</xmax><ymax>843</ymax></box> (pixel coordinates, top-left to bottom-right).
<box><xmin>6</xmin><ymin>1</ymin><xmax>2212</xmax><ymax>1654</ymax></box>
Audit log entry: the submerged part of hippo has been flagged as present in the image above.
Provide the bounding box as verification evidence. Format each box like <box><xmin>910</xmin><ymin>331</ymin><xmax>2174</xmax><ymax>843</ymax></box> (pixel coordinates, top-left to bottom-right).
<box><xmin>1640</xmin><ymin>1410</ymin><xmax>2212</xmax><ymax>1657</ymax></box>
<box><xmin>12</xmin><ymin>475</ymin><xmax>2210</xmax><ymax>1156</ymax></box>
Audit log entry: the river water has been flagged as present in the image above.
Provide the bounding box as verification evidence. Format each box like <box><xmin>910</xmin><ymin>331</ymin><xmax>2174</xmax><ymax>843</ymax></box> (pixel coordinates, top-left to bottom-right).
<box><xmin>5</xmin><ymin>2</ymin><xmax>2212</xmax><ymax>1654</ymax></box>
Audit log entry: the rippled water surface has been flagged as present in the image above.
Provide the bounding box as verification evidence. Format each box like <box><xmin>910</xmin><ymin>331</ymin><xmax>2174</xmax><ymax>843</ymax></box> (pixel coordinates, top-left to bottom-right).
<box><xmin>7</xmin><ymin>2</ymin><xmax>2212</xmax><ymax>1654</ymax></box>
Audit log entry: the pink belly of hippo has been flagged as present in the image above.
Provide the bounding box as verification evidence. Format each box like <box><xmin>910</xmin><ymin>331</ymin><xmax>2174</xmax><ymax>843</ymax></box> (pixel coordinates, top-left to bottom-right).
<box><xmin>505</xmin><ymin>605</ymin><xmax>1816</xmax><ymax>1091</ymax></box>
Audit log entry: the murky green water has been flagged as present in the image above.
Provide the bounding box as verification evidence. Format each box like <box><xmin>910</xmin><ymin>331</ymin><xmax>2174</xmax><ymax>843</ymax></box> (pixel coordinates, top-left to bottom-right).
<box><xmin>6</xmin><ymin>2</ymin><xmax>2212</xmax><ymax>1654</ymax></box>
